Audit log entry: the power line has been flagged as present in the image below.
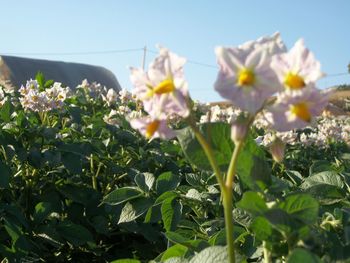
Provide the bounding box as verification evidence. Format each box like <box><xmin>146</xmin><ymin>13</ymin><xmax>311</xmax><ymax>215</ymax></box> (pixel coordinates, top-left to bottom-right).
<box><xmin>326</xmin><ymin>72</ymin><xmax>349</xmax><ymax>77</ymax></box>
<box><xmin>1</xmin><ymin>48</ymin><xmax>144</xmax><ymax>56</ymax></box>
<box><xmin>2</xmin><ymin>47</ymin><xmax>349</xmax><ymax>78</ymax></box>
<box><xmin>147</xmin><ymin>49</ymin><xmax>218</xmax><ymax>69</ymax></box>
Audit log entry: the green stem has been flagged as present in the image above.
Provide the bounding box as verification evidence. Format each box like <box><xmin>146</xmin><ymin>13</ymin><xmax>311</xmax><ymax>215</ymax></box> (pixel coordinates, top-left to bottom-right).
<box><xmin>191</xmin><ymin>125</ymin><xmax>225</xmax><ymax>190</ymax></box>
<box><xmin>226</xmin><ymin>141</ymin><xmax>244</xmax><ymax>190</ymax></box>
<box><xmin>222</xmin><ymin>140</ymin><xmax>244</xmax><ymax>263</ymax></box>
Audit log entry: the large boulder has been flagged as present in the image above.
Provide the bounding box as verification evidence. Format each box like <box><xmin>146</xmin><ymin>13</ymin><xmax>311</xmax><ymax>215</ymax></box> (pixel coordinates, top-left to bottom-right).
<box><xmin>0</xmin><ymin>55</ymin><xmax>121</xmax><ymax>90</ymax></box>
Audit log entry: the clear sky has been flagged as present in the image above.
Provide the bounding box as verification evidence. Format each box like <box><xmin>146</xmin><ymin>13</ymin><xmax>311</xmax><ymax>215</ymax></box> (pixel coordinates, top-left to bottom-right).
<box><xmin>1</xmin><ymin>0</ymin><xmax>350</xmax><ymax>102</ymax></box>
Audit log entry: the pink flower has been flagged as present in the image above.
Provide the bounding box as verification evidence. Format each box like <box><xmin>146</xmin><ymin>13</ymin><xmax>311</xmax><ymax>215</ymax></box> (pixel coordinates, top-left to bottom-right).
<box><xmin>129</xmin><ymin>116</ymin><xmax>175</xmax><ymax>140</ymax></box>
<box><xmin>271</xmin><ymin>39</ymin><xmax>324</xmax><ymax>91</ymax></box>
<box><xmin>214</xmin><ymin>33</ymin><xmax>286</xmax><ymax>114</ymax></box>
<box><xmin>267</xmin><ymin>87</ymin><xmax>329</xmax><ymax>132</ymax></box>
<box><xmin>129</xmin><ymin>47</ymin><xmax>189</xmax><ymax>118</ymax></box>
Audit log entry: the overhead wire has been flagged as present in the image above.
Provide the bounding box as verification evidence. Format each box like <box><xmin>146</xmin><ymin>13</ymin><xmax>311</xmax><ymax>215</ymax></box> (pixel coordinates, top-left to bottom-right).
<box><xmin>2</xmin><ymin>48</ymin><xmax>349</xmax><ymax>78</ymax></box>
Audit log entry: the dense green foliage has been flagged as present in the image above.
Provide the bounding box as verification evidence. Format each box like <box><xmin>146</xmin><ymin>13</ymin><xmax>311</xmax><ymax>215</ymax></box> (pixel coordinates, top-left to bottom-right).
<box><xmin>0</xmin><ymin>78</ymin><xmax>349</xmax><ymax>262</ymax></box>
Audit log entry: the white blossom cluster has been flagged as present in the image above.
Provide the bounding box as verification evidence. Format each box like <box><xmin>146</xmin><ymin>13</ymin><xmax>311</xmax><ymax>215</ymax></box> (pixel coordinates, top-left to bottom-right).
<box><xmin>199</xmin><ymin>105</ymin><xmax>242</xmax><ymax>124</ymax></box>
<box><xmin>77</xmin><ymin>79</ymin><xmax>107</xmax><ymax>99</ymax></box>
<box><xmin>260</xmin><ymin>117</ymin><xmax>350</xmax><ymax>148</ymax></box>
<box><xmin>19</xmin><ymin>80</ymin><xmax>70</xmax><ymax>112</ymax></box>
<box><xmin>101</xmin><ymin>88</ymin><xmax>143</xmax><ymax>127</ymax></box>
<box><xmin>196</xmin><ymin>101</ymin><xmax>350</xmax><ymax>148</ymax></box>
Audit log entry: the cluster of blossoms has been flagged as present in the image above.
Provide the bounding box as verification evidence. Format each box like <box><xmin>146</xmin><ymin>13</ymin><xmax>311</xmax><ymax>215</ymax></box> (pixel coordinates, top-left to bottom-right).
<box><xmin>214</xmin><ymin>33</ymin><xmax>328</xmax><ymax>132</ymax></box>
<box><xmin>127</xmin><ymin>33</ymin><xmax>330</xmax><ymax>162</ymax></box>
<box><xmin>77</xmin><ymin>79</ymin><xmax>108</xmax><ymax>99</ymax></box>
<box><xmin>260</xmin><ymin>116</ymin><xmax>350</xmax><ymax>148</ymax></box>
<box><xmin>213</xmin><ymin>32</ymin><xmax>330</xmax><ymax>160</ymax></box>
<box><xmin>77</xmin><ymin>79</ymin><xmax>145</xmax><ymax>127</ymax></box>
<box><xmin>128</xmin><ymin>47</ymin><xmax>190</xmax><ymax>139</ymax></box>
<box><xmin>199</xmin><ymin>104</ymin><xmax>242</xmax><ymax>124</ymax></box>
<box><xmin>102</xmin><ymin>88</ymin><xmax>144</xmax><ymax>127</ymax></box>
<box><xmin>19</xmin><ymin>80</ymin><xmax>70</xmax><ymax>112</ymax></box>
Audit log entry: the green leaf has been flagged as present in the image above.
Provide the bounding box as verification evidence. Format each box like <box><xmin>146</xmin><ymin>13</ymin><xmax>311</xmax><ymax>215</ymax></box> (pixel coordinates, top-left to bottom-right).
<box><xmin>0</xmin><ymin>160</ymin><xmax>10</xmax><ymax>189</ymax></box>
<box><xmin>251</xmin><ymin>216</ymin><xmax>273</xmax><ymax>241</ymax></box>
<box><xmin>57</xmin><ymin>183</ymin><xmax>98</xmax><ymax>205</ymax></box>
<box><xmin>35</xmin><ymin>71</ymin><xmax>45</xmax><ymax>89</ymax></box>
<box><xmin>154</xmin><ymin>191</ymin><xmax>178</xmax><ymax>205</ymax></box>
<box><xmin>135</xmin><ymin>172</ymin><xmax>155</xmax><ymax>193</ymax></box>
<box><xmin>309</xmin><ymin>160</ymin><xmax>334</xmax><ymax>175</ymax></box>
<box><xmin>287</xmin><ymin>248</ymin><xmax>322</xmax><ymax>263</ymax></box>
<box><xmin>232</xmin><ymin>208</ymin><xmax>252</xmax><ymax>228</ymax></box>
<box><xmin>165</xmin><ymin>231</ymin><xmax>189</xmax><ymax>244</ymax></box>
<box><xmin>57</xmin><ymin>221</ymin><xmax>94</xmax><ymax>246</ymax></box>
<box><xmin>61</xmin><ymin>152</ymin><xmax>82</xmax><ymax>174</ymax></box>
<box><xmin>161</xmin><ymin>197</ymin><xmax>182</xmax><ymax>232</ymax></box>
<box><xmin>118</xmin><ymin>198</ymin><xmax>153</xmax><ymax>224</ymax></box>
<box><xmin>303</xmin><ymin>184</ymin><xmax>345</xmax><ymax>205</ymax></box>
<box><xmin>144</xmin><ymin>205</ymin><xmax>161</xmax><ymax>223</ymax></box>
<box><xmin>236</xmin><ymin>191</ymin><xmax>268</xmax><ymax>215</ymax></box>
<box><xmin>90</xmin><ymin>215</ymin><xmax>109</xmax><ymax>234</ymax></box>
<box><xmin>236</xmin><ymin>137</ymin><xmax>271</xmax><ymax>190</ymax></box>
<box><xmin>279</xmin><ymin>194</ymin><xmax>319</xmax><ymax>224</ymax></box>
<box><xmin>300</xmin><ymin>171</ymin><xmax>345</xmax><ymax>205</ymax></box>
<box><xmin>177</xmin><ymin>123</ymin><xmax>270</xmax><ymax>190</ymax></box>
<box><xmin>161</xmin><ymin>244</ymin><xmax>188</xmax><ymax>262</ymax></box>
<box><xmin>44</xmin><ymin>79</ymin><xmax>54</xmax><ymax>88</ymax></box>
<box><xmin>156</xmin><ymin>171</ymin><xmax>180</xmax><ymax>195</ymax></box>
<box><xmin>285</xmin><ymin>170</ymin><xmax>303</xmax><ymax>185</ymax></box>
<box><xmin>185</xmin><ymin>189</ymin><xmax>203</xmax><ymax>201</ymax></box>
<box><xmin>189</xmin><ymin>246</ymin><xmax>227</xmax><ymax>263</ymax></box>
<box><xmin>176</xmin><ymin>123</ymin><xmax>234</xmax><ymax>172</ymax></box>
<box><xmin>33</xmin><ymin>202</ymin><xmax>53</xmax><ymax>224</ymax></box>
<box><xmin>264</xmin><ymin>209</ymin><xmax>294</xmax><ymax>233</ymax></box>
<box><xmin>0</xmin><ymin>100</ymin><xmax>12</xmax><ymax>122</ymax></box>
<box><xmin>103</xmin><ymin>187</ymin><xmax>143</xmax><ymax>205</ymax></box>
<box><xmin>300</xmin><ymin>171</ymin><xmax>344</xmax><ymax>189</ymax></box>
<box><xmin>4</xmin><ymin>219</ymin><xmax>21</xmax><ymax>243</ymax></box>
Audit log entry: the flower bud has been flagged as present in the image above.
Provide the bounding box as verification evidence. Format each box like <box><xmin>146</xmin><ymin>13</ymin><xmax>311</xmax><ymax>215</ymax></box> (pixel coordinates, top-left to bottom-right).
<box><xmin>231</xmin><ymin>114</ymin><xmax>249</xmax><ymax>143</ymax></box>
<box><xmin>269</xmin><ymin>137</ymin><xmax>285</xmax><ymax>163</ymax></box>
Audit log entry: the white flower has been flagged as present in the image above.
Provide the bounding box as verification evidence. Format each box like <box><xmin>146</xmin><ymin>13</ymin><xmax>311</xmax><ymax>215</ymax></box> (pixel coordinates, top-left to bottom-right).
<box><xmin>214</xmin><ymin>34</ymin><xmax>283</xmax><ymax>114</ymax></box>
<box><xmin>129</xmin><ymin>116</ymin><xmax>175</xmax><ymax>140</ymax></box>
<box><xmin>130</xmin><ymin>46</ymin><xmax>189</xmax><ymax>118</ymax></box>
<box><xmin>102</xmin><ymin>88</ymin><xmax>118</xmax><ymax>106</ymax></box>
<box><xmin>267</xmin><ymin>87</ymin><xmax>329</xmax><ymax>132</ymax></box>
<box><xmin>271</xmin><ymin>39</ymin><xmax>324</xmax><ymax>91</ymax></box>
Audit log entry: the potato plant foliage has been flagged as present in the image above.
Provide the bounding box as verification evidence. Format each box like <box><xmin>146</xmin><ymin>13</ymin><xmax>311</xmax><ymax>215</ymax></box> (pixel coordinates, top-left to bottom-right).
<box><xmin>0</xmin><ymin>76</ymin><xmax>349</xmax><ymax>262</ymax></box>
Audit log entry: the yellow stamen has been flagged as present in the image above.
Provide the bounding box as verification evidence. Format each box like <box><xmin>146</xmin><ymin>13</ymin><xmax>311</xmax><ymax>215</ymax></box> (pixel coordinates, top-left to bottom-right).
<box><xmin>290</xmin><ymin>102</ymin><xmax>311</xmax><ymax>122</ymax></box>
<box><xmin>237</xmin><ymin>68</ymin><xmax>256</xmax><ymax>87</ymax></box>
<box><xmin>284</xmin><ymin>72</ymin><xmax>305</xmax><ymax>90</ymax></box>
<box><xmin>153</xmin><ymin>79</ymin><xmax>175</xmax><ymax>94</ymax></box>
<box><xmin>145</xmin><ymin>120</ymin><xmax>160</xmax><ymax>139</ymax></box>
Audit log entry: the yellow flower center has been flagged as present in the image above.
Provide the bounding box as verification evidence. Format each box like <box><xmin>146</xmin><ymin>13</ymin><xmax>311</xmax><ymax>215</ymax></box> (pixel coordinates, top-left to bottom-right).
<box><xmin>153</xmin><ymin>79</ymin><xmax>175</xmax><ymax>94</ymax></box>
<box><xmin>284</xmin><ymin>72</ymin><xmax>305</xmax><ymax>90</ymax></box>
<box><xmin>237</xmin><ymin>68</ymin><xmax>256</xmax><ymax>87</ymax></box>
<box><xmin>290</xmin><ymin>102</ymin><xmax>311</xmax><ymax>122</ymax></box>
<box><xmin>145</xmin><ymin>120</ymin><xmax>160</xmax><ymax>139</ymax></box>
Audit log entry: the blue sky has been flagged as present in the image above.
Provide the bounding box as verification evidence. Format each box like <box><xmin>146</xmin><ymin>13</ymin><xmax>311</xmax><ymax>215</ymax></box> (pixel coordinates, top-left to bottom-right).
<box><xmin>2</xmin><ymin>1</ymin><xmax>350</xmax><ymax>102</ymax></box>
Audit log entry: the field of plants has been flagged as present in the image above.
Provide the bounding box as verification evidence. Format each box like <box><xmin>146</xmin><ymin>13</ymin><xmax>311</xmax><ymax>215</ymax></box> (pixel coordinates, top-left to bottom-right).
<box><xmin>0</xmin><ymin>33</ymin><xmax>350</xmax><ymax>263</ymax></box>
